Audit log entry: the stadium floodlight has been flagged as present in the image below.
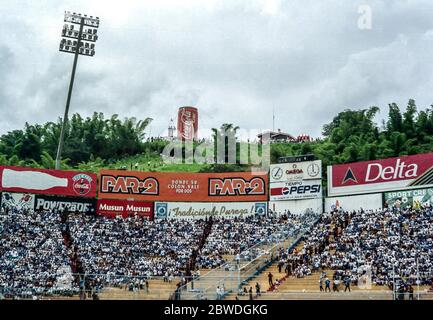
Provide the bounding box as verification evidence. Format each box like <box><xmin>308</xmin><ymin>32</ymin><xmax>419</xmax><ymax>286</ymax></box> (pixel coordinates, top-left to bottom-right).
<box><xmin>55</xmin><ymin>11</ymin><xmax>100</xmax><ymax>170</ymax></box>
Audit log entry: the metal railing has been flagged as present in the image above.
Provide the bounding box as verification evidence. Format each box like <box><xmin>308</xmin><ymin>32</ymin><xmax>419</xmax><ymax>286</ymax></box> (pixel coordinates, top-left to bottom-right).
<box><xmin>176</xmin><ymin>217</ymin><xmax>320</xmax><ymax>300</ymax></box>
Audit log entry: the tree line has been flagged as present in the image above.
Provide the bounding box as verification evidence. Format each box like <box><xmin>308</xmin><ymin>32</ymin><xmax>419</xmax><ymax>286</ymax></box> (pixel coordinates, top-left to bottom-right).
<box><xmin>0</xmin><ymin>112</ymin><xmax>163</xmax><ymax>169</ymax></box>
<box><xmin>1</xmin><ymin>99</ymin><xmax>433</xmax><ymax>172</ymax></box>
<box><xmin>271</xmin><ymin>99</ymin><xmax>433</xmax><ymax>170</ymax></box>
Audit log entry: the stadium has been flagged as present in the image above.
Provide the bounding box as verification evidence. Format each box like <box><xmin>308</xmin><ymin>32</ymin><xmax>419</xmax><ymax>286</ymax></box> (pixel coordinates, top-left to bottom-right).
<box><xmin>2</xmin><ymin>2</ymin><xmax>433</xmax><ymax>308</ymax></box>
<box><xmin>1</xmin><ymin>150</ymin><xmax>433</xmax><ymax>301</ymax></box>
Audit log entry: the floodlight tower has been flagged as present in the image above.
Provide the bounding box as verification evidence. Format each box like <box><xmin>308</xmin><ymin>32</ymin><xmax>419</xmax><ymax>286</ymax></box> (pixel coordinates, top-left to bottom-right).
<box><xmin>55</xmin><ymin>11</ymin><xmax>100</xmax><ymax>169</ymax></box>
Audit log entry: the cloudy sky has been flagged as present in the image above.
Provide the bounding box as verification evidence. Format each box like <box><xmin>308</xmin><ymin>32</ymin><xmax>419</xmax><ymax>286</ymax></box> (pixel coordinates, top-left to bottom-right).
<box><xmin>1</xmin><ymin>0</ymin><xmax>433</xmax><ymax>139</ymax></box>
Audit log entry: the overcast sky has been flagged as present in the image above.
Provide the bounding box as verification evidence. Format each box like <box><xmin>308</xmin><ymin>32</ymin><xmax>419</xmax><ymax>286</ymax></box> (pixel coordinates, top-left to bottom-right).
<box><xmin>1</xmin><ymin>0</ymin><xmax>433</xmax><ymax>139</ymax></box>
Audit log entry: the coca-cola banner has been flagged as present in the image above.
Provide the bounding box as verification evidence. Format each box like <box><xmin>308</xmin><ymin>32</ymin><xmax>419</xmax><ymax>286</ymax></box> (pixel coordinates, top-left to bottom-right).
<box><xmin>0</xmin><ymin>166</ymin><xmax>97</xmax><ymax>198</ymax></box>
<box><xmin>327</xmin><ymin>152</ymin><xmax>433</xmax><ymax>196</ymax></box>
<box><xmin>97</xmin><ymin>199</ymin><xmax>153</xmax><ymax>218</ymax></box>
<box><xmin>177</xmin><ymin>106</ymin><xmax>198</xmax><ymax>141</ymax></box>
<box><xmin>99</xmin><ymin>170</ymin><xmax>268</xmax><ymax>202</ymax></box>
<box><xmin>34</xmin><ymin>195</ymin><xmax>96</xmax><ymax>214</ymax></box>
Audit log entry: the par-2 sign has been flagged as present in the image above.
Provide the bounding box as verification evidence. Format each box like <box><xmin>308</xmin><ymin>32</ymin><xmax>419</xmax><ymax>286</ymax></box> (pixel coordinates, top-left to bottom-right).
<box><xmin>99</xmin><ymin>170</ymin><xmax>268</xmax><ymax>202</ymax></box>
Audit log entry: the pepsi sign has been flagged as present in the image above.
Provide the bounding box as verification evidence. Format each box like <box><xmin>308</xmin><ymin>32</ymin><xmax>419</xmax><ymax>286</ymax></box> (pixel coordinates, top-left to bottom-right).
<box><xmin>270</xmin><ymin>180</ymin><xmax>322</xmax><ymax>200</ymax></box>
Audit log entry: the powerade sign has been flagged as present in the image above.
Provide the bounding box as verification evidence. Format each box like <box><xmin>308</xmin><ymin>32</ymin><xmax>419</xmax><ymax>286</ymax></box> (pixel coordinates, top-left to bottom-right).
<box><xmin>270</xmin><ymin>180</ymin><xmax>322</xmax><ymax>200</ymax></box>
<box><xmin>34</xmin><ymin>195</ymin><xmax>96</xmax><ymax>213</ymax></box>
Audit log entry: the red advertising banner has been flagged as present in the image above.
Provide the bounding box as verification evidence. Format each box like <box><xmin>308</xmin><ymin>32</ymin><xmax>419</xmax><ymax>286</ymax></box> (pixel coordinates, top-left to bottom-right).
<box><xmin>328</xmin><ymin>152</ymin><xmax>433</xmax><ymax>196</ymax></box>
<box><xmin>0</xmin><ymin>166</ymin><xmax>97</xmax><ymax>198</ymax></box>
<box><xmin>98</xmin><ymin>170</ymin><xmax>268</xmax><ymax>202</ymax></box>
<box><xmin>177</xmin><ymin>106</ymin><xmax>198</xmax><ymax>141</ymax></box>
<box><xmin>97</xmin><ymin>199</ymin><xmax>154</xmax><ymax>218</ymax></box>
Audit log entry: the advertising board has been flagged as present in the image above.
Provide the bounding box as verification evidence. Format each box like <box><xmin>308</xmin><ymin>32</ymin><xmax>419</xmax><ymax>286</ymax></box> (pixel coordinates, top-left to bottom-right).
<box><xmin>99</xmin><ymin>170</ymin><xmax>268</xmax><ymax>202</ymax></box>
<box><xmin>34</xmin><ymin>195</ymin><xmax>96</xmax><ymax>213</ymax></box>
<box><xmin>384</xmin><ymin>188</ymin><xmax>433</xmax><ymax>209</ymax></box>
<box><xmin>270</xmin><ymin>160</ymin><xmax>322</xmax><ymax>183</ymax></box>
<box><xmin>1</xmin><ymin>192</ymin><xmax>35</xmax><ymax>211</ymax></box>
<box><xmin>97</xmin><ymin>199</ymin><xmax>154</xmax><ymax>218</ymax></box>
<box><xmin>324</xmin><ymin>193</ymin><xmax>383</xmax><ymax>212</ymax></box>
<box><xmin>1</xmin><ymin>192</ymin><xmax>96</xmax><ymax>213</ymax></box>
<box><xmin>177</xmin><ymin>106</ymin><xmax>198</xmax><ymax>141</ymax></box>
<box><xmin>270</xmin><ymin>180</ymin><xmax>322</xmax><ymax>201</ymax></box>
<box><xmin>154</xmin><ymin>202</ymin><xmax>267</xmax><ymax>220</ymax></box>
<box><xmin>0</xmin><ymin>166</ymin><xmax>97</xmax><ymax>198</ymax></box>
<box><xmin>328</xmin><ymin>152</ymin><xmax>433</xmax><ymax>196</ymax></box>
<box><xmin>269</xmin><ymin>198</ymin><xmax>323</xmax><ymax>216</ymax></box>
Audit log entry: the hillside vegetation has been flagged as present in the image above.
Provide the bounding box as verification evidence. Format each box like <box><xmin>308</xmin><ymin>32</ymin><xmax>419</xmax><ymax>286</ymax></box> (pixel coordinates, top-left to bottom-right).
<box><xmin>1</xmin><ymin>99</ymin><xmax>433</xmax><ymax>173</ymax></box>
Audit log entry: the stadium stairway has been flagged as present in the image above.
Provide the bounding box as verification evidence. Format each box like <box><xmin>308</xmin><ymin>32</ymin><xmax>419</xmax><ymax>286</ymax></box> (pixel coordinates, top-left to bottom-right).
<box><xmin>60</xmin><ymin>211</ymin><xmax>82</xmax><ymax>278</ymax></box>
<box><xmin>224</xmin><ymin>216</ymin><xmax>433</xmax><ymax>301</ymax></box>
<box><xmin>223</xmin><ymin>241</ymin><xmax>305</xmax><ymax>300</ymax></box>
<box><xmin>98</xmin><ymin>280</ymin><xmax>178</xmax><ymax>300</ymax></box>
<box><xmin>96</xmin><ymin>218</ymin><xmax>215</xmax><ymax>300</ymax></box>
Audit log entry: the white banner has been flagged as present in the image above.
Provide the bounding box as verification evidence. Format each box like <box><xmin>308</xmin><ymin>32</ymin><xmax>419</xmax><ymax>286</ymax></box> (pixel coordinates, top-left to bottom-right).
<box><xmin>1</xmin><ymin>192</ymin><xmax>35</xmax><ymax>211</ymax></box>
<box><xmin>154</xmin><ymin>202</ymin><xmax>267</xmax><ymax>220</ymax></box>
<box><xmin>270</xmin><ymin>180</ymin><xmax>322</xmax><ymax>201</ymax></box>
<box><xmin>269</xmin><ymin>198</ymin><xmax>323</xmax><ymax>216</ymax></box>
<box><xmin>270</xmin><ymin>160</ymin><xmax>322</xmax><ymax>183</ymax></box>
<box><xmin>324</xmin><ymin>193</ymin><xmax>383</xmax><ymax>213</ymax></box>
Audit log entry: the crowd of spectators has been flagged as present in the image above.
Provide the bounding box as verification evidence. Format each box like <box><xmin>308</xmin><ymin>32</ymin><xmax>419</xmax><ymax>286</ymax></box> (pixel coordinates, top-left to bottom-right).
<box><xmin>278</xmin><ymin>207</ymin><xmax>433</xmax><ymax>290</ymax></box>
<box><xmin>68</xmin><ymin>214</ymin><xmax>206</xmax><ymax>285</ymax></box>
<box><xmin>3</xmin><ymin>199</ymin><xmax>432</xmax><ymax>299</ymax></box>
<box><xmin>196</xmin><ymin>212</ymin><xmax>320</xmax><ymax>269</ymax></box>
<box><xmin>0</xmin><ymin>206</ymin><xmax>74</xmax><ymax>298</ymax></box>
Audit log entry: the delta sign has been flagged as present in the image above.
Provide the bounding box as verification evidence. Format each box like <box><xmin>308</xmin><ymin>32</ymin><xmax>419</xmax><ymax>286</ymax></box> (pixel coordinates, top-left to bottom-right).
<box><xmin>327</xmin><ymin>152</ymin><xmax>433</xmax><ymax>196</ymax></box>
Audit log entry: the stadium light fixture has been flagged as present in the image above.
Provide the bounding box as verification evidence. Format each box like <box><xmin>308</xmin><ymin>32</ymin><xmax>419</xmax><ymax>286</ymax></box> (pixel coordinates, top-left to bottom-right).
<box><xmin>55</xmin><ymin>11</ymin><xmax>100</xmax><ymax>170</ymax></box>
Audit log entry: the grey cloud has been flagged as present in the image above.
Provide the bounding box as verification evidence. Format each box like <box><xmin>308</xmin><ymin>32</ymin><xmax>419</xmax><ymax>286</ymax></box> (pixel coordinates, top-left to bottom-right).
<box><xmin>1</xmin><ymin>0</ymin><xmax>433</xmax><ymax>139</ymax></box>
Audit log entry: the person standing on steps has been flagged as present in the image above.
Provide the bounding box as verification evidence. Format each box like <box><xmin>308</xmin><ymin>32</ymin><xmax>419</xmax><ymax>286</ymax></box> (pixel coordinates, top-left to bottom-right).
<box><xmin>325</xmin><ymin>277</ymin><xmax>331</xmax><ymax>292</ymax></box>
<box><xmin>268</xmin><ymin>272</ymin><xmax>274</xmax><ymax>287</ymax></box>
<box><xmin>278</xmin><ymin>261</ymin><xmax>283</xmax><ymax>273</ymax></box>
<box><xmin>408</xmin><ymin>285</ymin><xmax>414</xmax><ymax>300</ymax></box>
<box><xmin>333</xmin><ymin>278</ymin><xmax>340</xmax><ymax>292</ymax></box>
<box><xmin>344</xmin><ymin>277</ymin><xmax>351</xmax><ymax>292</ymax></box>
<box><xmin>255</xmin><ymin>282</ymin><xmax>261</xmax><ymax>297</ymax></box>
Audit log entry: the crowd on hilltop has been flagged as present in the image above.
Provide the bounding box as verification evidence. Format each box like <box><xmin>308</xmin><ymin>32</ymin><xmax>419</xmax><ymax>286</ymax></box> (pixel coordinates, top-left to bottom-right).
<box><xmin>275</xmin><ymin>206</ymin><xmax>433</xmax><ymax>291</ymax></box>
<box><xmin>0</xmin><ymin>206</ymin><xmax>74</xmax><ymax>298</ymax></box>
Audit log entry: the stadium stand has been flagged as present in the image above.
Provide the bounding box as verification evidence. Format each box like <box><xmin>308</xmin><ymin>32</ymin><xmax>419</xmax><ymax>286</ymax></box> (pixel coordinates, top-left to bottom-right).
<box><xmin>232</xmin><ymin>207</ymin><xmax>433</xmax><ymax>300</ymax></box>
<box><xmin>1</xmin><ymin>202</ymin><xmax>433</xmax><ymax>300</ymax></box>
<box><xmin>0</xmin><ymin>207</ymin><xmax>76</xmax><ymax>299</ymax></box>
